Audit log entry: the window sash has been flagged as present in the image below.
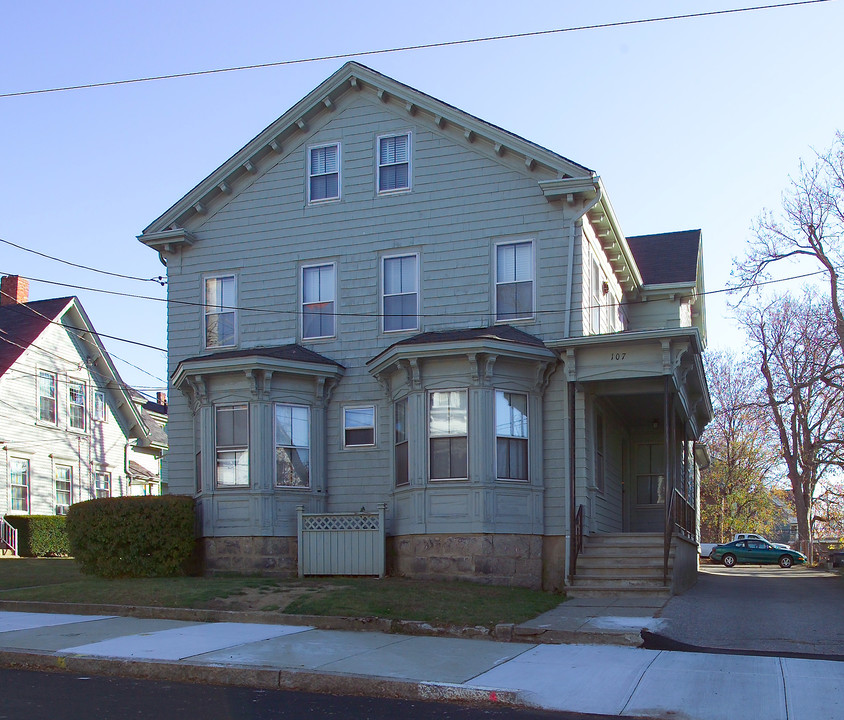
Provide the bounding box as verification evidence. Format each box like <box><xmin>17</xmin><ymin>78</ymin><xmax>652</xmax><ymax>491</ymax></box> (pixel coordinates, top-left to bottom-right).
<box><xmin>395</xmin><ymin>398</ymin><xmax>409</xmax><ymax>486</ymax></box>
<box><xmin>38</xmin><ymin>371</ymin><xmax>57</xmax><ymax>423</ymax></box>
<box><xmin>205</xmin><ymin>276</ymin><xmax>236</xmax><ymax>348</ymax></box>
<box><xmin>429</xmin><ymin>391</ymin><xmax>468</xmax><ymax>480</ymax></box>
<box><xmin>495</xmin><ymin>391</ymin><xmax>528</xmax><ymax>481</ymax></box>
<box><xmin>344</xmin><ymin>406</ymin><xmax>375</xmax><ymax>447</ymax></box>
<box><xmin>55</xmin><ymin>466</ymin><xmax>72</xmax><ymax>507</ymax></box>
<box><xmin>68</xmin><ymin>382</ymin><xmax>86</xmax><ymax>430</ymax></box>
<box><xmin>383</xmin><ymin>255</ymin><xmax>418</xmax><ymax>331</ymax></box>
<box><xmin>275</xmin><ymin>404</ymin><xmax>310</xmax><ymax>488</ymax></box>
<box><xmin>93</xmin><ymin>391</ymin><xmax>107</xmax><ymax>422</ymax></box>
<box><xmin>215</xmin><ymin>405</ymin><xmax>249</xmax><ymax>488</ymax></box>
<box><xmin>496</xmin><ymin>242</ymin><xmax>534</xmax><ymax>321</ymax></box>
<box><xmin>95</xmin><ymin>472</ymin><xmax>111</xmax><ymax>498</ymax></box>
<box><xmin>309</xmin><ymin>144</ymin><xmax>340</xmax><ymax>201</ymax></box>
<box><xmin>302</xmin><ymin>264</ymin><xmax>336</xmax><ymax>338</ymax></box>
<box><xmin>378</xmin><ymin>134</ymin><xmax>410</xmax><ymax>192</ymax></box>
<box><xmin>11</xmin><ymin>459</ymin><xmax>29</xmax><ymax>512</ymax></box>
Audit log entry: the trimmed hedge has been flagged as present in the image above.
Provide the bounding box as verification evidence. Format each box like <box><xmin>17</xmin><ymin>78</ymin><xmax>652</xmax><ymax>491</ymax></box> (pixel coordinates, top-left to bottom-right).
<box><xmin>4</xmin><ymin>515</ymin><xmax>70</xmax><ymax>557</ymax></box>
<box><xmin>66</xmin><ymin>495</ymin><xmax>197</xmax><ymax>578</ymax></box>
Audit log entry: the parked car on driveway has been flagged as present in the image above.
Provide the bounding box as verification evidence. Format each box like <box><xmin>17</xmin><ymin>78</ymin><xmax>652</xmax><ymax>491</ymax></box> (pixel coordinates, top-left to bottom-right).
<box><xmin>709</xmin><ymin>539</ymin><xmax>807</xmax><ymax>568</ymax></box>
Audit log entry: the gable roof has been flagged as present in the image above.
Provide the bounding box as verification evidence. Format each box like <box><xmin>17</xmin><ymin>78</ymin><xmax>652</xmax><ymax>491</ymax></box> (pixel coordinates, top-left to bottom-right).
<box><xmin>0</xmin><ymin>297</ymin><xmax>73</xmax><ymax>377</ymax></box>
<box><xmin>626</xmin><ymin>230</ymin><xmax>701</xmax><ymax>286</ymax></box>
<box><xmin>140</xmin><ymin>61</ymin><xmax>594</xmax><ymax>241</ymax></box>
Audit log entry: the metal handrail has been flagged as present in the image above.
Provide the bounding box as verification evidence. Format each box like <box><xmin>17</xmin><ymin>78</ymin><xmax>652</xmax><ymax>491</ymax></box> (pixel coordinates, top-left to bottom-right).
<box><xmin>572</xmin><ymin>504</ymin><xmax>584</xmax><ymax>576</ymax></box>
<box><xmin>1</xmin><ymin>517</ymin><xmax>18</xmax><ymax>556</ymax></box>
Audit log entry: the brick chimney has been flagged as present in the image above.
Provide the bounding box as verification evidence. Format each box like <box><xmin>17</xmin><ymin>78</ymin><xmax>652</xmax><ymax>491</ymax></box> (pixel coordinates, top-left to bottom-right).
<box><xmin>0</xmin><ymin>275</ymin><xmax>29</xmax><ymax>306</ymax></box>
<box><xmin>156</xmin><ymin>392</ymin><xmax>168</xmax><ymax>407</ymax></box>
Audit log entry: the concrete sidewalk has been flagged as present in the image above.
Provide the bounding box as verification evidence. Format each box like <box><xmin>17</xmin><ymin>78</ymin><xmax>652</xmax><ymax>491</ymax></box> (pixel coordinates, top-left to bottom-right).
<box><xmin>0</xmin><ymin>609</ymin><xmax>841</xmax><ymax>719</ymax></box>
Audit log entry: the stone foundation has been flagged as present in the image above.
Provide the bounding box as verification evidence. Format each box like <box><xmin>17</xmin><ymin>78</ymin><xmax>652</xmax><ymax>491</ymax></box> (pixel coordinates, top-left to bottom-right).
<box><xmin>387</xmin><ymin>533</ymin><xmax>544</xmax><ymax>589</ymax></box>
<box><xmin>201</xmin><ymin>536</ymin><xmax>298</xmax><ymax>576</ymax></box>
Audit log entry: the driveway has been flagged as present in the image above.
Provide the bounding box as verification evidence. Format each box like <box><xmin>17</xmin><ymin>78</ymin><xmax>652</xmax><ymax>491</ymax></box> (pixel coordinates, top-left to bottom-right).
<box><xmin>655</xmin><ymin>566</ymin><xmax>844</xmax><ymax>657</ymax></box>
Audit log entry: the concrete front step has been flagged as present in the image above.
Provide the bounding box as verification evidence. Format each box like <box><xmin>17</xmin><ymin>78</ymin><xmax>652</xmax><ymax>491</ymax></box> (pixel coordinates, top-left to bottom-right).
<box><xmin>573</xmin><ymin>533</ymin><xmax>674</xmax><ymax>595</ymax></box>
<box><xmin>566</xmin><ymin>585</ymin><xmax>671</xmax><ymax>599</ymax></box>
<box><xmin>578</xmin><ymin>555</ymin><xmax>665</xmax><ymax>569</ymax></box>
<box><xmin>575</xmin><ymin>567</ymin><xmax>666</xmax><ymax>580</ymax></box>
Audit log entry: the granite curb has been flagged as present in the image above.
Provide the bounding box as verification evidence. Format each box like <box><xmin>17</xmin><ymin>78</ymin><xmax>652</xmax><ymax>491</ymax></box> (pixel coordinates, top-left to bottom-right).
<box><xmin>0</xmin><ymin>648</ymin><xmax>526</xmax><ymax>710</ymax></box>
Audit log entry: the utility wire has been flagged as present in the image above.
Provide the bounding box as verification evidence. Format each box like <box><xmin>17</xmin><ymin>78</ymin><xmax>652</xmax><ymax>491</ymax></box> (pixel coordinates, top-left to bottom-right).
<box><xmin>0</xmin><ymin>238</ymin><xmax>166</xmax><ymax>285</ymax></box>
<box><xmin>0</xmin><ymin>1</ymin><xmax>832</xmax><ymax>99</ymax></box>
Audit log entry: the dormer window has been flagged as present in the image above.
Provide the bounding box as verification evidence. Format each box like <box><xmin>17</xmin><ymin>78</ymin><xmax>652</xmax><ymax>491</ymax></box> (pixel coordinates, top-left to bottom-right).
<box><xmin>309</xmin><ymin>143</ymin><xmax>340</xmax><ymax>202</ymax></box>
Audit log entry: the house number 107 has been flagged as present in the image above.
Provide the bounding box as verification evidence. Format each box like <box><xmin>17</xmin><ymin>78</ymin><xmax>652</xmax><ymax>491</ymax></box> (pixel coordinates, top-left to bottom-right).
<box><xmin>610</xmin><ymin>352</ymin><xmax>627</xmax><ymax>360</ymax></box>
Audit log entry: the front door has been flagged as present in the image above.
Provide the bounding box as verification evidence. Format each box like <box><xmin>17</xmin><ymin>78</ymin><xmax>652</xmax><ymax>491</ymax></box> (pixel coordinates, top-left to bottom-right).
<box><xmin>629</xmin><ymin>442</ymin><xmax>665</xmax><ymax>532</ymax></box>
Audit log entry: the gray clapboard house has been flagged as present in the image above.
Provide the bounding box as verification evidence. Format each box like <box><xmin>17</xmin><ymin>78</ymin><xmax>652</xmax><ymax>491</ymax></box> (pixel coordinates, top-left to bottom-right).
<box><xmin>139</xmin><ymin>62</ymin><xmax>711</xmax><ymax>592</ymax></box>
<box><xmin>0</xmin><ymin>275</ymin><xmax>167</xmax><ymax>554</ymax></box>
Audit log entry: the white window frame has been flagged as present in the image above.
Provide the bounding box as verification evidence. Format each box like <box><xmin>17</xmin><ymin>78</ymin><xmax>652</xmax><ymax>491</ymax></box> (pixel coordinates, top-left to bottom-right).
<box><xmin>495</xmin><ymin>390</ymin><xmax>529</xmax><ymax>482</ymax></box>
<box><xmin>68</xmin><ymin>380</ymin><xmax>86</xmax><ymax>431</ymax></box>
<box><xmin>377</xmin><ymin>132</ymin><xmax>412</xmax><ymax>194</ymax></box>
<box><xmin>55</xmin><ymin>465</ymin><xmax>72</xmax><ymax>512</ymax></box>
<box><xmin>343</xmin><ymin>405</ymin><xmax>376</xmax><ymax>448</ymax></box>
<box><xmin>301</xmin><ymin>262</ymin><xmax>336</xmax><ymax>340</ymax></box>
<box><xmin>94</xmin><ymin>471</ymin><xmax>111</xmax><ymax>499</ymax></box>
<box><xmin>382</xmin><ymin>252</ymin><xmax>419</xmax><ymax>333</ymax></box>
<box><xmin>308</xmin><ymin>142</ymin><xmax>341</xmax><ymax>203</ymax></box>
<box><xmin>10</xmin><ymin>458</ymin><xmax>29</xmax><ymax>513</ymax></box>
<box><xmin>37</xmin><ymin>370</ymin><xmax>57</xmax><ymax>424</ymax></box>
<box><xmin>275</xmin><ymin>403</ymin><xmax>311</xmax><ymax>488</ymax></box>
<box><xmin>204</xmin><ymin>274</ymin><xmax>237</xmax><ymax>349</ymax></box>
<box><xmin>394</xmin><ymin>398</ymin><xmax>409</xmax><ymax>487</ymax></box>
<box><xmin>495</xmin><ymin>240</ymin><xmax>535</xmax><ymax>322</ymax></box>
<box><xmin>214</xmin><ymin>404</ymin><xmax>250</xmax><ymax>488</ymax></box>
<box><xmin>428</xmin><ymin>389</ymin><xmax>469</xmax><ymax>481</ymax></box>
<box><xmin>93</xmin><ymin>390</ymin><xmax>107</xmax><ymax>423</ymax></box>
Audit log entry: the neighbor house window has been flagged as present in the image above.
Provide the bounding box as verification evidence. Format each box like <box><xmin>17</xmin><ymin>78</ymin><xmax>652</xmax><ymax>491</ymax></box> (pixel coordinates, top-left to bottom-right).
<box><xmin>496</xmin><ymin>241</ymin><xmax>534</xmax><ymax>321</ymax></box>
<box><xmin>636</xmin><ymin>443</ymin><xmax>665</xmax><ymax>505</ymax></box>
<box><xmin>55</xmin><ymin>465</ymin><xmax>72</xmax><ymax>511</ymax></box>
<box><xmin>302</xmin><ymin>263</ymin><xmax>335</xmax><ymax>339</ymax></box>
<box><xmin>590</xmin><ymin>258</ymin><xmax>602</xmax><ymax>333</ymax></box>
<box><xmin>38</xmin><ymin>370</ymin><xmax>57</xmax><ymax>423</ymax></box>
<box><xmin>215</xmin><ymin>404</ymin><xmax>249</xmax><ymax>487</ymax></box>
<box><xmin>275</xmin><ymin>403</ymin><xmax>310</xmax><ymax>488</ymax></box>
<box><xmin>395</xmin><ymin>398</ymin><xmax>408</xmax><ymax>486</ymax></box>
<box><xmin>595</xmin><ymin>412</ymin><xmax>605</xmax><ymax>493</ymax></box>
<box><xmin>344</xmin><ymin>406</ymin><xmax>375</xmax><ymax>447</ymax></box>
<box><xmin>429</xmin><ymin>390</ymin><xmax>468</xmax><ymax>480</ymax></box>
<box><xmin>496</xmin><ymin>391</ymin><xmax>528</xmax><ymax>481</ymax></box>
<box><xmin>383</xmin><ymin>254</ymin><xmax>418</xmax><ymax>332</ymax></box>
<box><xmin>10</xmin><ymin>459</ymin><xmax>29</xmax><ymax>512</ymax></box>
<box><xmin>95</xmin><ymin>472</ymin><xmax>111</xmax><ymax>498</ymax></box>
<box><xmin>308</xmin><ymin>143</ymin><xmax>340</xmax><ymax>202</ymax></box>
<box><xmin>204</xmin><ymin>275</ymin><xmax>236</xmax><ymax>348</ymax></box>
<box><xmin>68</xmin><ymin>381</ymin><xmax>86</xmax><ymax>430</ymax></box>
<box><xmin>93</xmin><ymin>390</ymin><xmax>107</xmax><ymax>422</ymax></box>
<box><xmin>378</xmin><ymin>133</ymin><xmax>411</xmax><ymax>193</ymax></box>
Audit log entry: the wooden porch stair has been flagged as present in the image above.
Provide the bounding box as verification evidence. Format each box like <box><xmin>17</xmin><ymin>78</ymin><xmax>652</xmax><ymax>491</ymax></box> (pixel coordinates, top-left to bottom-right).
<box><xmin>568</xmin><ymin>532</ymin><xmax>672</xmax><ymax>598</ymax></box>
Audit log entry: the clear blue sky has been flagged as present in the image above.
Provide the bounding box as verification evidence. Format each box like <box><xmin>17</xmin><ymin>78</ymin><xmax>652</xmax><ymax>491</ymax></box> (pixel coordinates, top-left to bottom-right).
<box><xmin>1</xmin><ymin>0</ymin><xmax>842</xmax><ymax>395</ymax></box>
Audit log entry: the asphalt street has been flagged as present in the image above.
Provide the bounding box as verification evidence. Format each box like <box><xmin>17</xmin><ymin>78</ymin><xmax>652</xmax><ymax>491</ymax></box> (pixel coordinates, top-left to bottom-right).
<box><xmin>657</xmin><ymin>565</ymin><xmax>844</xmax><ymax>656</ymax></box>
<box><xmin>0</xmin><ymin>668</ymin><xmax>640</xmax><ymax>720</ymax></box>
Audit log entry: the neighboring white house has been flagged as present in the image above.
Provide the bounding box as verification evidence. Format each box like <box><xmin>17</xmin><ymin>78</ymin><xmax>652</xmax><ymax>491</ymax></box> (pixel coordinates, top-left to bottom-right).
<box><xmin>0</xmin><ymin>275</ymin><xmax>167</xmax><ymax>552</ymax></box>
<box><xmin>139</xmin><ymin>62</ymin><xmax>711</xmax><ymax>592</ymax></box>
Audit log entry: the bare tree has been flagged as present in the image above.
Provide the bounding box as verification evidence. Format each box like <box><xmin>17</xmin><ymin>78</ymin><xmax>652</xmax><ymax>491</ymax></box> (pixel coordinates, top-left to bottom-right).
<box><xmin>699</xmin><ymin>350</ymin><xmax>780</xmax><ymax>542</ymax></box>
<box><xmin>734</xmin><ymin>131</ymin><xmax>844</xmax><ymax>355</ymax></box>
<box><xmin>740</xmin><ymin>289</ymin><xmax>844</xmax><ymax>554</ymax></box>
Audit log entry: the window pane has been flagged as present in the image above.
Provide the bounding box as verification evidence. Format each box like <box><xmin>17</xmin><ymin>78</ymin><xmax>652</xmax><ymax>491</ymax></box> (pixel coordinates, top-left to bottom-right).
<box><xmin>346</xmin><ymin>427</ymin><xmax>375</xmax><ymax>446</ymax></box>
<box><xmin>395</xmin><ymin>441</ymin><xmax>409</xmax><ymax>486</ymax></box>
<box><xmin>276</xmin><ymin>447</ymin><xmax>310</xmax><ymax>487</ymax></box>
<box><xmin>345</xmin><ymin>407</ymin><xmax>374</xmax><ymax>429</ymax></box>
<box><xmin>217</xmin><ymin>450</ymin><xmax>249</xmax><ymax>487</ymax></box>
<box><xmin>303</xmin><ymin>301</ymin><xmax>334</xmax><ymax>338</ymax></box>
<box><xmin>497</xmin><ymin>437</ymin><xmax>528</xmax><ymax>480</ymax></box>
<box><xmin>429</xmin><ymin>391</ymin><xmax>467</xmax><ymax>436</ymax></box>
<box><xmin>395</xmin><ymin>399</ymin><xmax>407</xmax><ymax>443</ymax></box>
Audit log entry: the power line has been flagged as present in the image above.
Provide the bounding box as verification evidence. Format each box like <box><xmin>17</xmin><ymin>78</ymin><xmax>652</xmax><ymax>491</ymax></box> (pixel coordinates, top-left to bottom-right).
<box><xmin>0</xmin><ymin>1</ymin><xmax>832</xmax><ymax>100</ymax></box>
<box><xmin>0</xmin><ymin>238</ymin><xmax>166</xmax><ymax>285</ymax></box>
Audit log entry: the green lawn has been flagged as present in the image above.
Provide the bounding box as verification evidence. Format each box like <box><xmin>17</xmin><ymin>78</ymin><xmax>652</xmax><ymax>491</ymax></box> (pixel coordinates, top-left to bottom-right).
<box><xmin>0</xmin><ymin>558</ymin><xmax>562</xmax><ymax>628</ymax></box>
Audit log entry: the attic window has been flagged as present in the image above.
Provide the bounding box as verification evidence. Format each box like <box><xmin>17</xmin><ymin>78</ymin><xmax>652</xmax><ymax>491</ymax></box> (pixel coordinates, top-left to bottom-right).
<box><xmin>378</xmin><ymin>133</ymin><xmax>410</xmax><ymax>193</ymax></box>
<box><xmin>309</xmin><ymin>143</ymin><xmax>340</xmax><ymax>202</ymax></box>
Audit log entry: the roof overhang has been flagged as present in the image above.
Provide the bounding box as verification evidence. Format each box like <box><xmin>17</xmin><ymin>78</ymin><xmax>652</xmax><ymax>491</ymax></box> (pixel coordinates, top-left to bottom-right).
<box><xmin>173</xmin><ymin>352</ymin><xmax>344</xmax><ymax>390</ymax></box>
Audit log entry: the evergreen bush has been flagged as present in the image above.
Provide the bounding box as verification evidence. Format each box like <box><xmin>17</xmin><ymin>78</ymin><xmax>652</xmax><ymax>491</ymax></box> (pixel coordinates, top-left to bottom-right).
<box><xmin>4</xmin><ymin>515</ymin><xmax>69</xmax><ymax>556</ymax></box>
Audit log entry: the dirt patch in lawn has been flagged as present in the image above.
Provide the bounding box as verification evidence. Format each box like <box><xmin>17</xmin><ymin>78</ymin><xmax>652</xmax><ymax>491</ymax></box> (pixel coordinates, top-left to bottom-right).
<box><xmin>204</xmin><ymin>583</ymin><xmax>346</xmax><ymax>613</ymax></box>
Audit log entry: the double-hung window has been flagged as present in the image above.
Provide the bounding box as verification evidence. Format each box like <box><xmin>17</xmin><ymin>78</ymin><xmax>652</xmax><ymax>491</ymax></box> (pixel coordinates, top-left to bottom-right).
<box><xmin>275</xmin><ymin>403</ymin><xmax>310</xmax><ymax>488</ymax></box>
<box><xmin>590</xmin><ymin>258</ymin><xmax>602</xmax><ymax>333</ymax></box>
<box><xmin>495</xmin><ymin>391</ymin><xmax>528</xmax><ymax>481</ymax></box>
<box><xmin>205</xmin><ymin>275</ymin><xmax>236</xmax><ymax>348</ymax></box>
<box><xmin>95</xmin><ymin>472</ymin><xmax>111</xmax><ymax>498</ymax></box>
<box><xmin>215</xmin><ymin>404</ymin><xmax>249</xmax><ymax>487</ymax></box>
<box><xmin>55</xmin><ymin>465</ymin><xmax>72</xmax><ymax>511</ymax></box>
<box><xmin>394</xmin><ymin>398</ymin><xmax>409</xmax><ymax>486</ymax></box>
<box><xmin>302</xmin><ymin>263</ymin><xmax>335</xmax><ymax>339</ymax></box>
<box><xmin>309</xmin><ymin>143</ymin><xmax>340</xmax><ymax>202</ymax></box>
<box><xmin>429</xmin><ymin>390</ymin><xmax>468</xmax><ymax>480</ymax></box>
<box><xmin>10</xmin><ymin>459</ymin><xmax>29</xmax><ymax>512</ymax></box>
<box><xmin>38</xmin><ymin>370</ymin><xmax>57</xmax><ymax>423</ymax></box>
<box><xmin>378</xmin><ymin>133</ymin><xmax>411</xmax><ymax>193</ymax></box>
<box><xmin>496</xmin><ymin>241</ymin><xmax>534</xmax><ymax>321</ymax></box>
<box><xmin>93</xmin><ymin>390</ymin><xmax>107</xmax><ymax>422</ymax></box>
<box><xmin>383</xmin><ymin>254</ymin><xmax>418</xmax><ymax>332</ymax></box>
<box><xmin>344</xmin><ymin>406</ymin><xmax>375</xmax><ymax>447</ymax></box>
<box><xmin>68</xmin><ymin>381</ymin><xmax>86</xmax><ymax>431</ymax></box>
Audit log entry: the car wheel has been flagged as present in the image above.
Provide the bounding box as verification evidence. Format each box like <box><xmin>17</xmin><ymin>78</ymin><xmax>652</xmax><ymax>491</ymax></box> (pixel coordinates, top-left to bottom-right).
<box><xmin>722</xmin><ymin>554</ymin><xmax>737</xmax><ymax>568</ymax></box>
<box><xmin>779</xmin><ymin>555</ymin><xmax>793</xmax><ymax>569</ymax></box>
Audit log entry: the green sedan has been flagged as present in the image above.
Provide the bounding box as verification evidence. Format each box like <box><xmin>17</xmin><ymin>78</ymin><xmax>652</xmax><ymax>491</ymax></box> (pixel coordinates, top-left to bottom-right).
<box><xmin>709</xmin><ymin>539</ymin><xmax>807</xmax><ymax>568</ymax></box>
